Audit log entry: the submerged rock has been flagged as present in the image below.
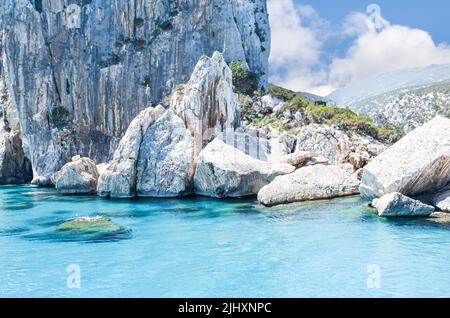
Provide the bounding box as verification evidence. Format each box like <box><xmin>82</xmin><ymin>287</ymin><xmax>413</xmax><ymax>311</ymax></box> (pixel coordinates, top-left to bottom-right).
<box><xmin>58</xmin><ymin>217</ymin><xmax>124</xmax><ymax>234</ymax></box>
<box><xmin>360</xmin><ymin>116</ymin><xmax>450</xmax><ymax>199</ymax></box>
<box><xmin>194</xmin><ymin>132</ymin><xmax>295</xmax><ymax>198</ymax></box>
<box><xmin>372</xmin><ymin>192</ymin><xmax>435</xmax><ymax>217</ymax></box>
<box><xmin>52</xmin><ymin>157</ymin><xmax>99</xmax><ymax>194</ymax></box>
<box><xmin>257</xmin><ymin>164</ymin><xmax>360</xmax><ymax>207</ymax></box>
<box><xmin>170</xmin><ymin>52</ymin><xmax>241</xmax><ymax>153</ymax></box>
<box><xmin>136</xmin><ymin>110</ymin><xmax>195</xmax><ymax>197</ymax></box>
<box><xmin>0</xmin><ymin>130</ymin><xmax>32</xmax><ymax>184</ymax></box>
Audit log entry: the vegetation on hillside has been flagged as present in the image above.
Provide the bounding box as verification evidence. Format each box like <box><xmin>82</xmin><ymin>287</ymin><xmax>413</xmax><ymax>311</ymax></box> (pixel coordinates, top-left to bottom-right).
<box><xmin>245</xmin><ymin>84</ymin><xmax>403</xmax><ymax>144</ymax></box>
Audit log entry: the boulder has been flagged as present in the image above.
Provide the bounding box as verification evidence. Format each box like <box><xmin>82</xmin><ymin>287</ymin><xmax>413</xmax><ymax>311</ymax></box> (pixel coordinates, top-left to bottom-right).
<box><xmin>258</xmin><ymin>164</ymin><xmax>360</xmax><ymax>207</ymax></box>
<box><xmin>31</xmin><ymin>176</ymin><xmax>53</xmax><ymax>188</ymax></box>
<box><xmin>259</xmin><ymin>95</ymin><xmax>282</xmax><ymax>114</ymax></box>
<box><xmin>433</xmin><ymin>189</ymin><xmax>450</xmax><ymax>212</ymax></box>
<box><xmin>268</xmin><ymin>151</ymin><xmax>313</xmax><ymax>167</ymax></box>
<box><xmin>52</xmin><ymin>157</ymin><xmax>99</xmax><ymax>194</ymax></box>
<box><xmin>429</xmin><ymin>212</ymin><xmax>450</xmax><ymax>220</ymax></box>
<box><xmin>273</xmin><ymin>102</ymin><xmax>289</xmax><ymax>116</ymax></box>
<box><xmin>136</xmin><ymin>110</ymin><xmax>195</xmax><ymax>197</ymax></box>
<box><xmin>170</xmin><ymin>52</ymin><xmax>240</xmax><ymax>154</ymax></box>
<box><xmin>278</xmin><ymin>133</ymin><xmax>297</xmax><ymax>153</ymax></box>
<box><xmin>360</xmin><ymin>116</ymin><xmax>450</xmax><ymax>199</ymax></box>
<box><xmin>98</xmin><ymin>108</ymin><xmax>195</xmax><ymax>198</ymax></box>
<box><xmin>97</xmin><ymin>107</ymin><xmax>159</xmax><ymax>198</ymax></box>
<box><xmin>194</xmin><ymin>132</ymin><xmax>295</xmax><ymax>198</ymax></box>
<box><xmin>307</xmin><ymin>156</ymin><xmax>329</xmax><ymax>166</ymax></box>
<box><xmin>372</xmin><ymin>192</ymin><xmax>435</xmax><ymax>217</ymax></box>
<box><xmin>0</xmin><ymin>130</ymin><xmax>32</xmax><ymax>184</ymax></box>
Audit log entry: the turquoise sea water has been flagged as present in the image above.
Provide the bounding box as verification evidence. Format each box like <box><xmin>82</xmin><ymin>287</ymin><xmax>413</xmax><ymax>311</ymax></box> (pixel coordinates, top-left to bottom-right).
<box><xmin>1</xmin><ymin>185</ymin><xmax>450</xmax><ymax>298</ymax></box>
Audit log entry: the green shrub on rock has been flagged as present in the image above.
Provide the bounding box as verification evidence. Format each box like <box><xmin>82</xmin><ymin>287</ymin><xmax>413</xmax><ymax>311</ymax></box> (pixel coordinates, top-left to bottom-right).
<box><xmin>50</xmin><ymin>106</ymin><xmax>71</xmax><ymax>129</ymax></box>
<box><xmin>228</xmin><ymin>61</ymin><xmax>259</xmax><ymax>95</ymax></box>
<box><xmin>267</xmin><ymin>83</ymin><xmax>297</xmax><ymax>101</ymax></box>
<box><xmin>305</xmin><ymin>103</ymin><xmax>402</xmax><ymax>143</ymax></box>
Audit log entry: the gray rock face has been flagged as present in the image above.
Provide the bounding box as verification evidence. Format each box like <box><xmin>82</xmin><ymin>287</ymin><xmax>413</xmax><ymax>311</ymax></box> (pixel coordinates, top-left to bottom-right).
<box><xmin>136</xmin><ymin>110</ymin><xmax>195</xmax><ymax>197</ymax></box>
<box><xmin>372</xmin><ymin>192</ymin><xmax>435</xmax><ymax>217</ymax></box>
<box><xmin>360</xmin><ymin>116</ymin><xmax>450</xmax><ymax>199</ymax></box>
<box><xmin>97</xmin><ymin>107</ymin><xmax>159</xmax><ymax>198</ymax></box>
<box><xmin>0</xmin><ymin>61</ymin><xmax>19</xmax><ymax>132</ymax></box>
<box><xmin>0</xmin><ymin>39</ymin><xmax>31</xmax><ymax>184</ymax></box>
<box><xmin>194</xmin><ymin>132</ymin><xmax>295</xmax><ymax>198</ymax></box>
<box><xmin>52</xmin><ymin>156</ymin><xmax>99</xmax><ymax>194</ymax></box>
<box><xmin>0</xmin><ymin>130</ymin><xmax>32</xmax><ymax>184</ymax></box>
<box><xmin>0</xmin><ymin>0</ymin><xmax>270</xmax><ymax>178</ymax></box>
<box><xmin>170</xmin><ymin>52</ymin><xmax>240</xmax><ymax>154</ymax></box>
<box><xmin>257</xmin><ymin>164</ymin><xmax>360</xmax><ymax>207</ymax></box>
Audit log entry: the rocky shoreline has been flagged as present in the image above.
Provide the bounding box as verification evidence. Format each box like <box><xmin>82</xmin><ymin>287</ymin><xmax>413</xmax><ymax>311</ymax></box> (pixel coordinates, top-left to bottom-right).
<box><xmin>1</xmin><ymin>50</ymin><xmax>449</xmax><ymax>221</ymax></box>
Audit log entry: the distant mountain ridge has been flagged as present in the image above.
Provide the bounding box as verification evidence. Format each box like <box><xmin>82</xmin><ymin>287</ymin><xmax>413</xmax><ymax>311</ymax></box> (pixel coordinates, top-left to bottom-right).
<box><xmin>328</xmin><ymin>64</ymin><xmax>450</xmax><ymax>132</ymax></box>
<box><xmin>296</xmin><ymin>91</ymin><xmax>335</xmax><ymax>105</ymax></box>
<box><xmin>329</xmin><ymin>64</ymin><xmax>450</xmax><ymax>106</ymax></box>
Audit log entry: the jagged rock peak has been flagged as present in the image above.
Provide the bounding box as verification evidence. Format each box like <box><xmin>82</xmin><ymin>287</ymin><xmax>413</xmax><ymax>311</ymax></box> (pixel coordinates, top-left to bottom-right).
<box><xmin>170</xmin><ymin>52</ymin><xmax>241</xmax><ymax>153</ymax></box>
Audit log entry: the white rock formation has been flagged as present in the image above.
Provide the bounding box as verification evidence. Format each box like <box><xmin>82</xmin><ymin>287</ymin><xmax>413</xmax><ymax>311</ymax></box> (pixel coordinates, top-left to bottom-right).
<box><xmin>360</xmin><ymin>116</ymin><xmax>450</xmax><ymax>199</ymax></box>
<box><xmin>372</xmin><ymin>192</ymin><xmax>435</xmax><ymax>217</ymax></box>
<box><xmin>98</xmin><ymin>108</ymin><xmax>195</xmax><ymax>198</ymax></box>
<box><xmin>97</xmin><ymin>107</ymin><xmax>159</xmax><ymax>198</ymax></box>
<box><xmin>194</xmin><ymin>132</ymin><xmax>295</xmax><ymax>198</ymax></box>
<box><xmin>170</xmin><ymin>52</ymin><xmax>241</xmax><ymax>154</ymax></box>
<box><xmin>257</xmin><ymin>164</ymin><xmax>360</xmax><ymax>207</ymax></box>
<box><xmin>136</xmin><ymin>110</ymin><xmax>195</xmax><ymax>197</ymax></box>
<box><xmin>52</xmin><ymin>157</ymin><xmax>99</xmax><ymax>194</ymax></box>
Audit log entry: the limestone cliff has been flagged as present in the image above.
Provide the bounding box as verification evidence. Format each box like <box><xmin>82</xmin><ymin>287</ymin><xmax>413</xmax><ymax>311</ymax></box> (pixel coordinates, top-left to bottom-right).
<box><xmin>0</xmin><ymin>0</ymin><xmax>270</xmax><ymax>179</ymax></box>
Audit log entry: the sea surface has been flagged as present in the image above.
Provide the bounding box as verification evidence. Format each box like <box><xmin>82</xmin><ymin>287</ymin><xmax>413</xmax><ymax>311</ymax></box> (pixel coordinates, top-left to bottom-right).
<box><xmin>1</xmin><ymin>185</ymin><xmax>450</xmax><ymax>298</ymax></box>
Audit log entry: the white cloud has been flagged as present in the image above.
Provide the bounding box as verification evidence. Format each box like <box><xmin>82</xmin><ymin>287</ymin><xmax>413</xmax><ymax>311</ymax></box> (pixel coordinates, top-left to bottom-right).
<box><xmin>267</xmin><ymin>0</ymin><xmax>329</xmax><ymax>94</ymax></box>
<box><xmin>329</xmin><ymin>11</ymin><xmax>450</xmax><ymax>88</ymax></box>
<box><xmin>267</xmin><ymin>1</ymin><xmax>450</xmax><ymax>96</ymax></box>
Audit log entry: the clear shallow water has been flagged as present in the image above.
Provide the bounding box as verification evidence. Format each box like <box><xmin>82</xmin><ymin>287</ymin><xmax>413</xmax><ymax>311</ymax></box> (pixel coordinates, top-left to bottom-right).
<box><xmin>1</xmin><ymin>185</ymin><xmax>450</xmax><ymax>298</ymax></box>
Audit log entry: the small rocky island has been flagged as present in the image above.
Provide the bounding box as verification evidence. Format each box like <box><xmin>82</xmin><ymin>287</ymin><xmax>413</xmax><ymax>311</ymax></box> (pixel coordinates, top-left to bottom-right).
<box><xmin>0</xmin><ymin>0</ymin><xmax>449</xmax><ymax>222</ymax></box>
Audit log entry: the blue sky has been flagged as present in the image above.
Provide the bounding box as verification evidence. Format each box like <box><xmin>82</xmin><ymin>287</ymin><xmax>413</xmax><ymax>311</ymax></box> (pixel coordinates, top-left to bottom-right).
<box><xmin>268</xmin><ymin>0</ymin><xmax>450</xmax><ymax>95</ymax></box>
<box><xmin>298</xmin><ymin>0</ymin><xmax>449</xmax><ymax>43</ymax></box>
